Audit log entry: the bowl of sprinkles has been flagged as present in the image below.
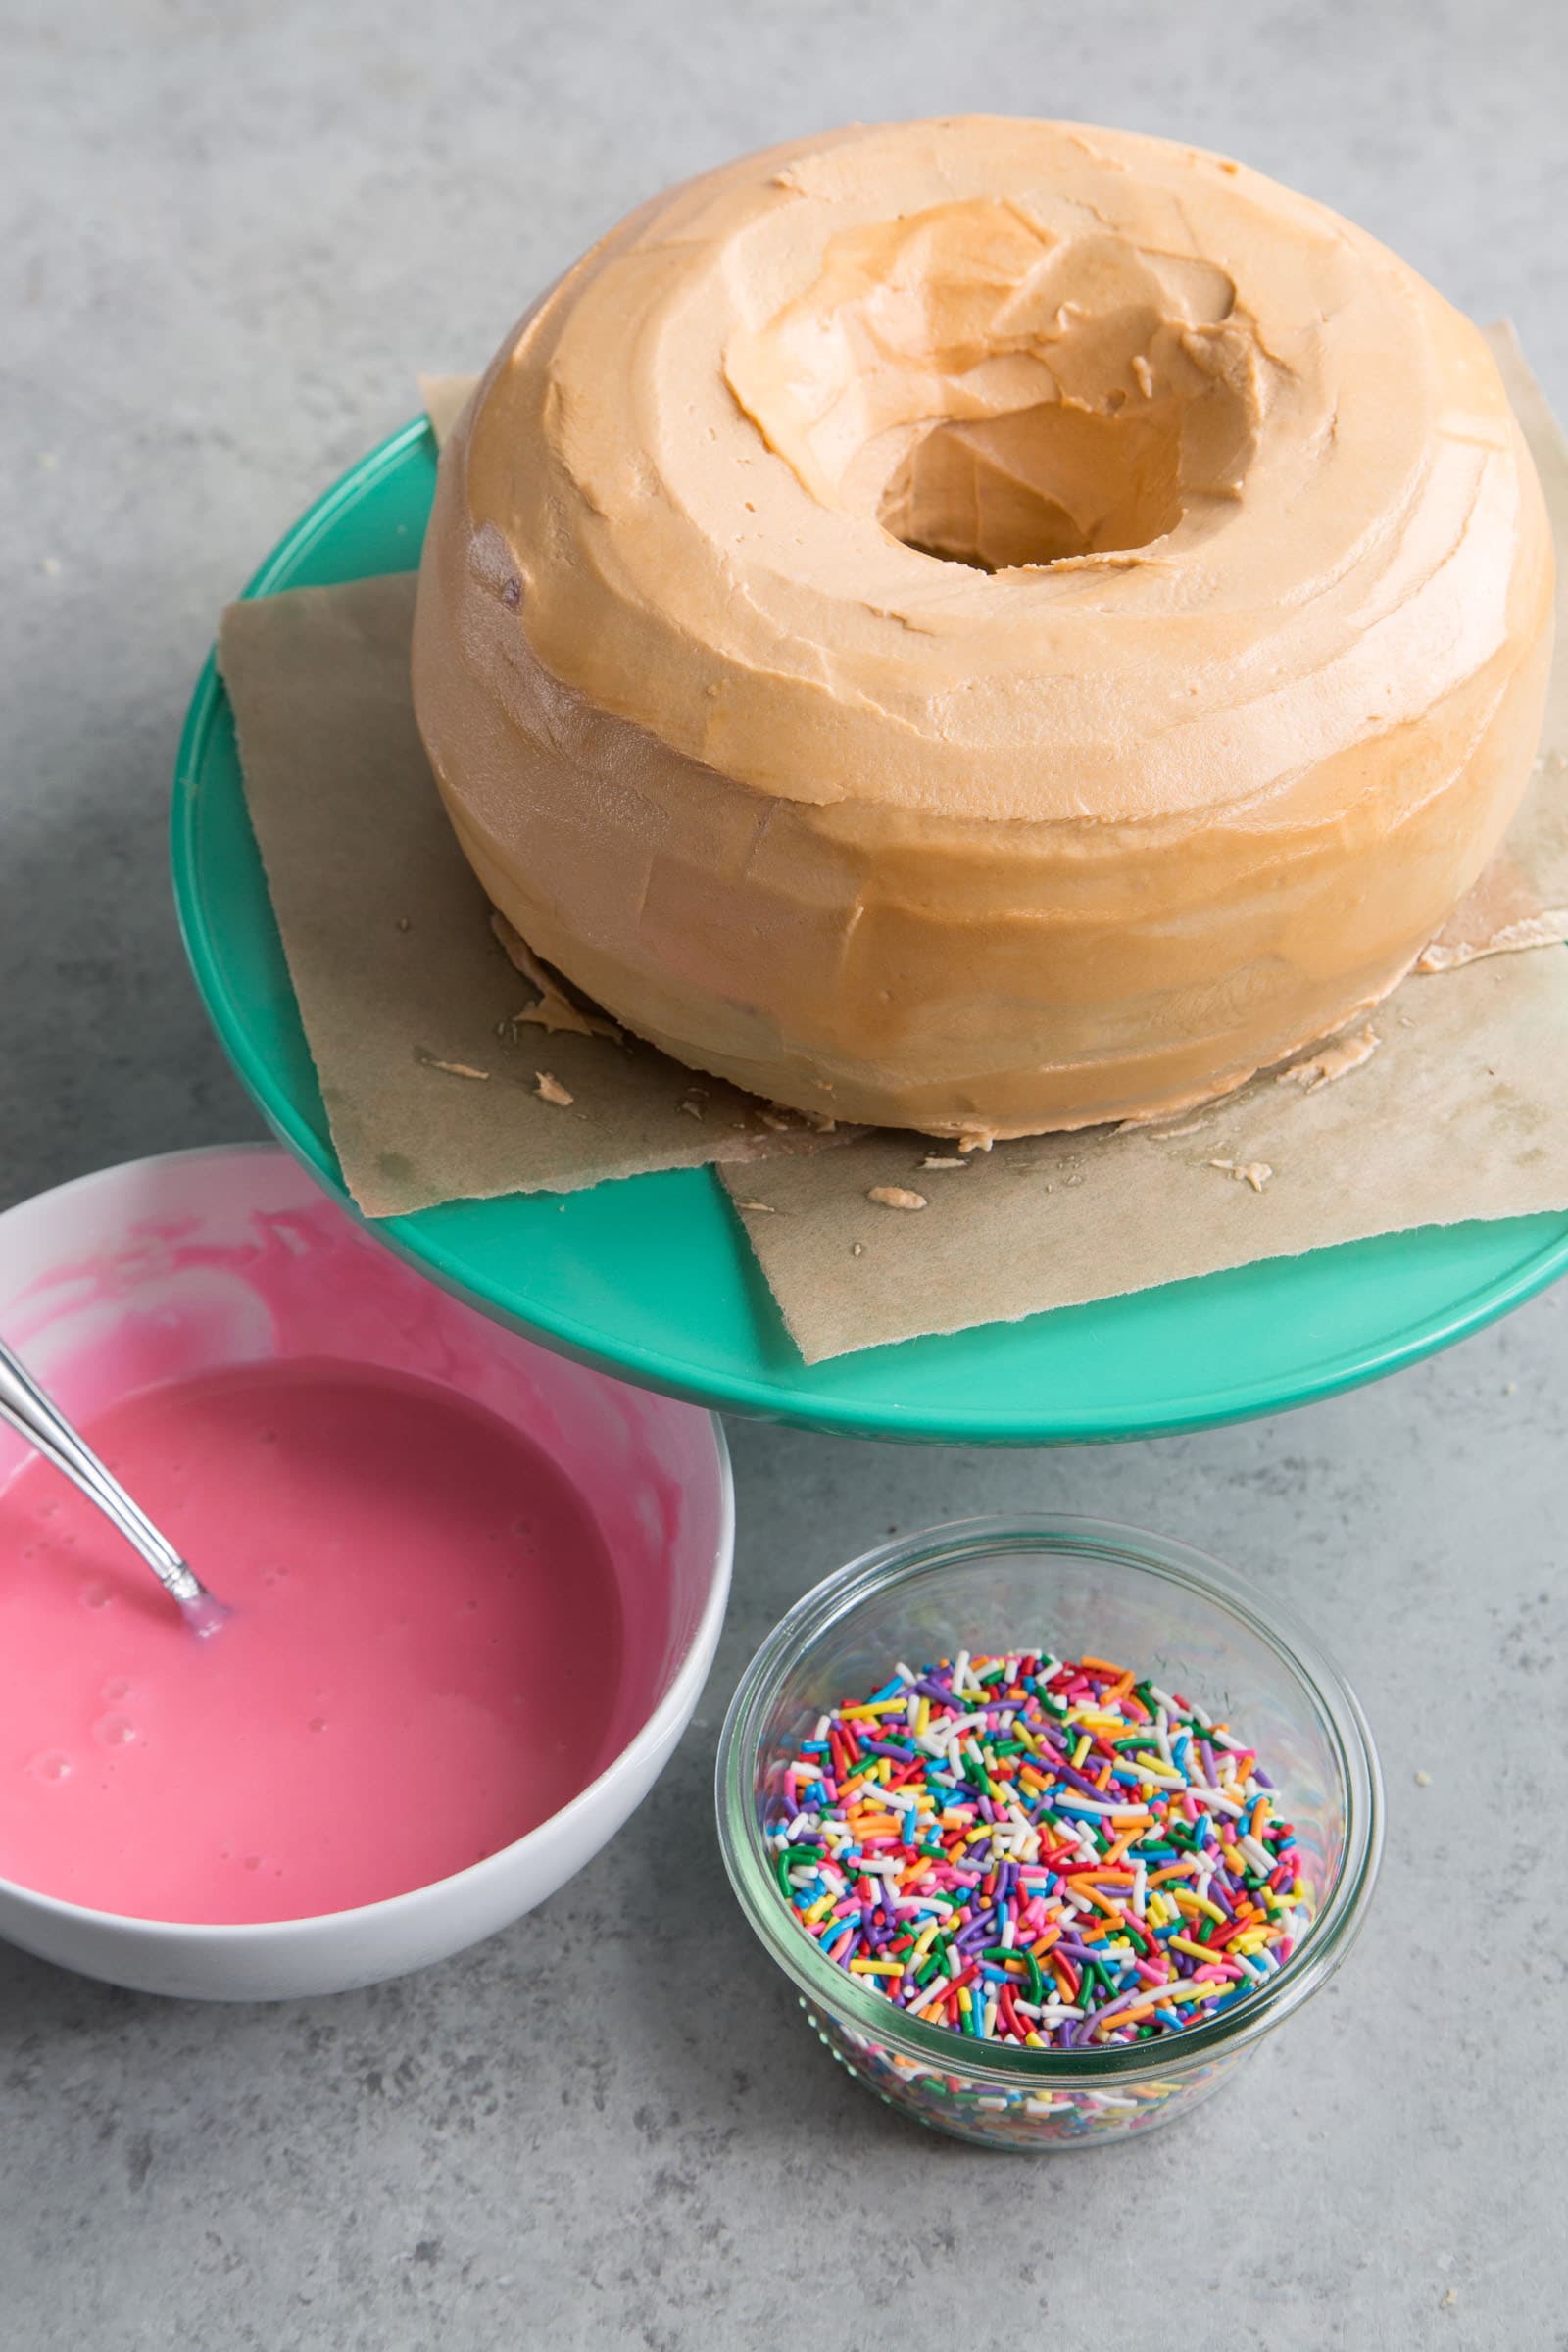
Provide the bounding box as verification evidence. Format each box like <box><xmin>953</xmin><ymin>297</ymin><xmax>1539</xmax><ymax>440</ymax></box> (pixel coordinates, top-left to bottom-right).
<box><xmin>717</xmin><ymin>1515</ymin><xmax>1382</xmax><ymax>2150</ymax></box>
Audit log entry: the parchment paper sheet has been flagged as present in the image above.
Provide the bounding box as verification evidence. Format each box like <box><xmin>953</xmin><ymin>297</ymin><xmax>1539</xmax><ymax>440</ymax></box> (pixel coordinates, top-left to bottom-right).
<box><xmin>219</xmin><ymin>579</ymin><xmax>847</xmax><ymax>1218</ymax></box>
<box><xmin>728</xmin><ymin>950</ymin><xmax>1568</xmax><ymax>1358</ymax></box>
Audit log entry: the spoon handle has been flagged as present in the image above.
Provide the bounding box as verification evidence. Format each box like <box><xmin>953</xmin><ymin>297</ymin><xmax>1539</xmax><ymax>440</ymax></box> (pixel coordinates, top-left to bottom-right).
<box><xmin>0</xmin><ymin>1337</ymin><xmax>211</xmax><ymax>1611</ymax></box>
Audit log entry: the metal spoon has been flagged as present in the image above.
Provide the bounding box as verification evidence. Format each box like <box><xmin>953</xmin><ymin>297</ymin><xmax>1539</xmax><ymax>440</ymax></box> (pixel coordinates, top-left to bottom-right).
<box><xmin>0</xmin><ymin>1336</ymin><xmax>229</xmax><ymax>1637</ymax></box>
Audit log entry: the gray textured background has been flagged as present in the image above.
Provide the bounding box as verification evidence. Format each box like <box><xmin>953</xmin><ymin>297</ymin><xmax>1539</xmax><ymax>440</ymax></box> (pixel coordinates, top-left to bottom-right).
<box><xmin>3</xmin><ymin>3</ymin><xmax>1565</xmax><ymax>2346</ymax></box>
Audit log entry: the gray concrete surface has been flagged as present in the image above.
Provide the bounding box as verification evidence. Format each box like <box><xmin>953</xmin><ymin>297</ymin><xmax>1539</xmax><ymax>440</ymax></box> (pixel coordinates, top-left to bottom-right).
<box><xmin>3</xmin><ymin>3</ymin><xmax>1565</xmax><ymax>2345</ymax></box>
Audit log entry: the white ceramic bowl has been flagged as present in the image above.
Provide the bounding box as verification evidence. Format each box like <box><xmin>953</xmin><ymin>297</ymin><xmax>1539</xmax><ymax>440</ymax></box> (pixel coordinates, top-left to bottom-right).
<box><xmin>0</xmin><ymin>1146</ymin><xmax>732</xmax><ymax>1999</ymax></box>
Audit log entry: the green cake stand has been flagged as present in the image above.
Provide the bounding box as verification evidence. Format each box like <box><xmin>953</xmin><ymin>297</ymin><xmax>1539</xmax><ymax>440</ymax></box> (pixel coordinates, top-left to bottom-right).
<box><xmin>171</xmin><ymin>419</ymin><xmax>1568</xmax><ymax>1445</ymax></box>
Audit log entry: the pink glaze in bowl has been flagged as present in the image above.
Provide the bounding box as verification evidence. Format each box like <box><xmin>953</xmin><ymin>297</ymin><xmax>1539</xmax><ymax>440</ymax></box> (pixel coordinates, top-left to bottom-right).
<box><xmin>0</xmin><ymin>1147</ymin><xmax>732</xmax><ymax>1999</ymax></box>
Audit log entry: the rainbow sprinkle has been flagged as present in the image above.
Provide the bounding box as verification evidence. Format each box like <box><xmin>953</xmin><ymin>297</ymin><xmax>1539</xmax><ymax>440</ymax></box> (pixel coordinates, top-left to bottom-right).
<box><xmin>765</xmin><ymin>1649</ymin><xmax>1311</xmax><ymax>2050</ymax></box>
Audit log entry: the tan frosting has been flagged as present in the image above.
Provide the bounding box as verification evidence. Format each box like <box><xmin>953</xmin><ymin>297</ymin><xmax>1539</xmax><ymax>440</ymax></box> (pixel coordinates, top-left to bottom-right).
<box><xmin>413</xmin><ymin>118</ymin><xmax>1554</xmax><ymax>1136</ymax></box>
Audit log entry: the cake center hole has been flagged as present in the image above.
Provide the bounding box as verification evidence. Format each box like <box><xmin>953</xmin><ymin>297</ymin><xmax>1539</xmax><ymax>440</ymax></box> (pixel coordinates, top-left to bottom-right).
<box><xmin>876</xmin><ymin>397</ymin><xmax>1187</xmax><ymax>572</ymax></box>
<box><xmin>723</xmin><ymin>199</ymin><xmax>1261</xmax><ymax>576</ymax></box>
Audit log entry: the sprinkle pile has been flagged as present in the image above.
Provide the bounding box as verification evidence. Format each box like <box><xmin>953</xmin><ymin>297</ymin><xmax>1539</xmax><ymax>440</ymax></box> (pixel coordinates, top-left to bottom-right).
<box><xmin>766</xmin><ymin>1650</ymin><xmax>1310</xmax><ymax>2050</ymax></box>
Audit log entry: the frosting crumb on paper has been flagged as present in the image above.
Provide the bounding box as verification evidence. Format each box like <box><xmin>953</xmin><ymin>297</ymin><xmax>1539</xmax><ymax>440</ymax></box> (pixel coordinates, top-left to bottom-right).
<box><xmin>1208</xmin><ymin>1158</ymin><xmax>1274</xmax><ymax>1192</ymax></box>
<box><xmin>1276</xmin><ymin>1024</ymin><xmax>1380</xmax><ymax>1091</ymax></box>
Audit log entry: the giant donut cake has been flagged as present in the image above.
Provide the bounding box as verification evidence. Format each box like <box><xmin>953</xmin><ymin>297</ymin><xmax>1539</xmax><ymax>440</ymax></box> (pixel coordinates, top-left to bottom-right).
<box><xmin>413</xmin><ymin>118</ymin><xmax>1554</xmax><ymax>1137</ymax></box>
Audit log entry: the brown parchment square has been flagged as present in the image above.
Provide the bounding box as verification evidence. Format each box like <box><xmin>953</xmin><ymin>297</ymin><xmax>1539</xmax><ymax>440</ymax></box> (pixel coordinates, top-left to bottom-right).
<box><xmin>219</xmin><ymin>579</ymin><xmax>847</xmax><ymax>1217</ymax></box>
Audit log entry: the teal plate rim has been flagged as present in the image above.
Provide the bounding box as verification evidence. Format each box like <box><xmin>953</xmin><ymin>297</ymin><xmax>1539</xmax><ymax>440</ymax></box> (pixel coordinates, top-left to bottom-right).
<box><xmin>171</xmin><ymin>418</ymin><xmax>1568</xmax><ymax>1446</ymax></box>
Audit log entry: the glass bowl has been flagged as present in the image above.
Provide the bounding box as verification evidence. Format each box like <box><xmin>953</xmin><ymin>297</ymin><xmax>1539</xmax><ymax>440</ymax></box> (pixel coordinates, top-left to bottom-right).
<box><xmin>716</xmin><ymin>1514</ymin><xmax>1382</xmax><ymax>2151</ymax></box>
